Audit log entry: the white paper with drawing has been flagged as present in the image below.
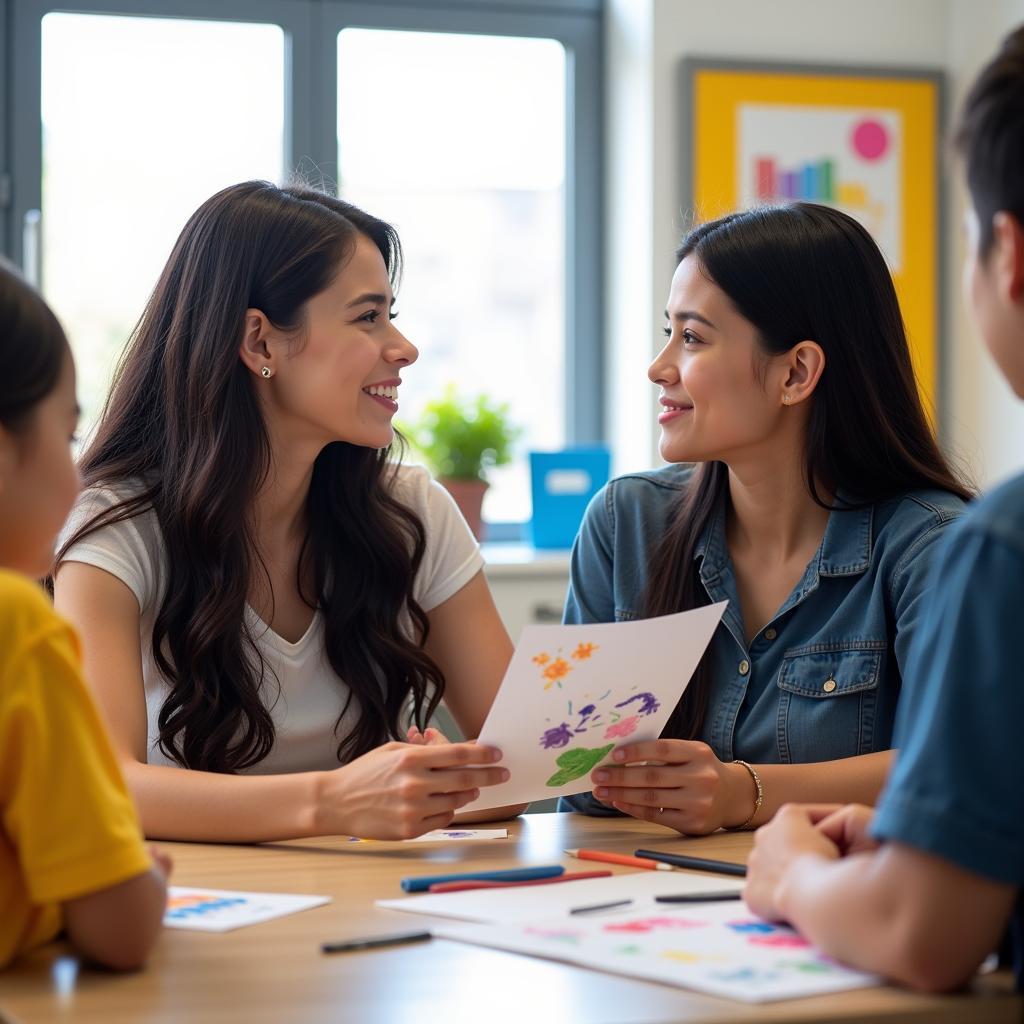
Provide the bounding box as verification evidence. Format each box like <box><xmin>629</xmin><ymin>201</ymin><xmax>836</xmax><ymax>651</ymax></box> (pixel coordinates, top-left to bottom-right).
<box><xmin>461</xmin><ymin>603</ymin><xmax>727</xmax><ymax>812</ymax></box>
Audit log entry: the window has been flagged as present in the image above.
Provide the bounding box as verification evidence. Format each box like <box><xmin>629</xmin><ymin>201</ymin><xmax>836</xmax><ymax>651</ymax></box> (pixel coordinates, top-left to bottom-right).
<box><xmin>39</xmin><ymin>12</ymin><xmax>286</xmax><ymax>426</ymax></box>
<box><xmin>4</xmin><ymin>0</ymin><xmax>602</xmax><ymax>535</ymax></box>
<box><xmin>338</xmin><ymin>28</ymin><xmax>566</xmax><ymax>522</ymax></box>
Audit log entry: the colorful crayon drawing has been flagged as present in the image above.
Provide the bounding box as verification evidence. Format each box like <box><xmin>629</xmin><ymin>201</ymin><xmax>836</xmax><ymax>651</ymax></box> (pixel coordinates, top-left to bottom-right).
<box><xmin>604</xmin><ymin>916</ymin><xmax>708</xmax><ymax>934</ymax></box>
<box><xmin>727</xmin><ymin>920</ymin><xmax>778</xmax><ymax>934</ymax></box>
<box><xmin>749</xmin><ymin>933</ymin><xmax>811</xmax><ymax>949</ymax></box>
<box><xmin>661</xmin><ymin>950</ymin><xmax>722</xmax><ymax>964</ymax></box>
<box><xmin>166</xmin><ymin>893</ymin><xmax>249</xmax><ymax>919</ymax></box>
<box><xmin>538</xmin><ymin>686</ymin><xmax>660</xmax><ymax>749</ymax></box>
<box><xmin>531</xmin><ymin>641</ymin><xmax>601</xmax><ymax>689</ymax></box>
<box><xmin>603</xmin><ymin>714</ymin><xmax>640</xmax><ymax>739</ymax></box>
<box><xmin>544</xmin><ymin>743</ymin><xmax>614</xmax><ymax>786</ymax></box>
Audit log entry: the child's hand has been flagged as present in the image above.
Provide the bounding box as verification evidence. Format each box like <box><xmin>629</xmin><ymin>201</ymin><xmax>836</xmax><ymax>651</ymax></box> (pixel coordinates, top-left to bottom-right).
<box><xmin>149</xmin><ymin>846</ymin><xmax>173</xmax><ymax>880</ymax></box>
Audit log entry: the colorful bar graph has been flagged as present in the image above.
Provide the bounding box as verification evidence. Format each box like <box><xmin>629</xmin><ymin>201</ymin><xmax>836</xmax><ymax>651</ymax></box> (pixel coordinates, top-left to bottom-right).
<box><xmin>752</xmin><ymin>157</ymin><xmax>840</xmax><ymax>203</ymax></box>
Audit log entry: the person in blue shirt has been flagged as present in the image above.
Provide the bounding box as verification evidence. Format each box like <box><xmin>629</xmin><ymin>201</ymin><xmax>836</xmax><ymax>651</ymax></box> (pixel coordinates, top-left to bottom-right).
<box><xmin>744</xmin><ymin>26</ymin><xmax>1024</xmax><ymax>993</ymax></box>
<box><xmin>562</xmin><ymin>201</ymin><xmax>971</xmax><ymax>834</ymax></box>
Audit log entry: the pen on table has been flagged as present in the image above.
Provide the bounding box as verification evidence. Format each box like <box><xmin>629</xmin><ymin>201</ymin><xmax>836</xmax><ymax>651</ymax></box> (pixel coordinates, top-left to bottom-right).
<box><xmin>321</xmin><ymin>931</ymin><xmax>432</xmax><ymax>954</ymax></box>
<box><xmin>655</xmin><ymin>891</ymin><xmax>743</xmax><ymax>903</ymax></box>
<box><xmin>564</xmin><ymin>848</ymin><xmax>674</xmax><ymax>872</ymax></box>
<box><xmin>401</xmin><ymin>865</ymin><xmax>565</xmax><ymax>893</ymax></box>
<box><xmin>634</xmin><ymin>849</ymin><xmax>747</xmax><ymax>877</ymax></box>
<box><xmin>569</xmin><ymin>898</ymin><xmax>634</xmax><ymax>916</ymax></box>
<box><xmin>427</xmin><ymin>870</ymin><xmax>612</xmax><ymax>893</ymax></box>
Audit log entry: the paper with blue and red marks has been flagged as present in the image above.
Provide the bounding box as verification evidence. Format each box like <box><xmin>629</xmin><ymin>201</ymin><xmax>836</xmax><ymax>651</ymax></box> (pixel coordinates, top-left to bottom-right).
<box><xmin>460</xmin><ymin>603</ymin><xmax>726</xmax><ymax>812</ymax></box>
<box><xmin>164</xmin><ymin>887</ymin><xmax>330</xmax><ymax>932</ymax></box>
<box><xmin>434</xmin><ymin>899</ymin><xmax>880</xmax><ymax>1002</ymax></box>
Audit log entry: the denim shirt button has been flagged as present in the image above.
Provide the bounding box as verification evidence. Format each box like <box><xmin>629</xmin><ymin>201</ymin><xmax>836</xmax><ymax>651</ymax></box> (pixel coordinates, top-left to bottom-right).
<box><xmin>738</xmin><ymin>659</ymin><xmax>750</xmax><ymax>676</ymax></box>
<box><xmin>764</xmin><ymin>628</ymin><xmax>777</xmax><ymax>641</ymax></box>
<box><xmin>823</xmin><ymin>678</ymin><xmax>837</xmax><ymax>693</ymax></box>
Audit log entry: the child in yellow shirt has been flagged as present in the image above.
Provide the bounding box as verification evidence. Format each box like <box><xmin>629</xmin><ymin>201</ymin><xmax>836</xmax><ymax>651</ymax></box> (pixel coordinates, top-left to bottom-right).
<box><xmin>0</xmin><ymin>259</ymin><xmax>169</xmax><ymax>969</ymax></box>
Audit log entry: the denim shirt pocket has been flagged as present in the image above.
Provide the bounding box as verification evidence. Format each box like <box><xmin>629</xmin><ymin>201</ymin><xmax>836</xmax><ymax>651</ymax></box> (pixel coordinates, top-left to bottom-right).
<box><xmin>775</xmin><ymin>642</ymin><xmax>884</xmax><ymax>763</ymax></box>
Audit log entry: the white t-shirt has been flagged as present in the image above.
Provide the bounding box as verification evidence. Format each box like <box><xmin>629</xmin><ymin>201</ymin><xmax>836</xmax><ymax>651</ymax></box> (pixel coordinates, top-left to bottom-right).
<box><xmin>59</xmin><ymin>464</ymin><xmax>484</xmax><ymax>774</ymax></box>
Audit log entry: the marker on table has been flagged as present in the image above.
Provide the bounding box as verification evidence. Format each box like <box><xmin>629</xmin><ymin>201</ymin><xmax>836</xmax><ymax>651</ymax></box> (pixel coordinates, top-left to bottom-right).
<box><xmin>400</xmin><ymin>865</ymin><xmax>565</xmax><ymax>893</ymax></box>
<box><xmin>569</xmin><ymin>899</ymin><xmax>633</xmax><ymax>916</ymax></box>
<box><xmin>633</xmin><ymin>849</ymin><xmax>747</xmax><ymax>878</ymax></box>
<box><xmin>564</xmin><ymin>848</ymin><xmax>674</xmax><ymax>871</ymax></box>
<box><xmin>321</xmin><ymin>931</ymin><xmax>432</xmax><ymax>954</ymax></box>
<box><xmin>427</xmin><ymin>870</ymin><xmax>612</xmax><ymax>892</ymax></box>
<box><xmin>655</xmin><ymin>891</ymin><xmax>742</xmax><ymax>903</ymax></box>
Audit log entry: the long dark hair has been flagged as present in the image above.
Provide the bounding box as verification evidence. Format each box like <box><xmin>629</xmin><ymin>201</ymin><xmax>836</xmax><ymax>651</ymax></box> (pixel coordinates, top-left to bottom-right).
<box><xmin>0</xmin><ymin>258</ymin><xmax>69</xmax><ymax>432</ymax></box>
<box><xmin>647</xmin><ymin>203</ymin><xmax>972</xmax><ymax>741</ymax></box>
<box><xmin>56</xmin><ymin>180</ymin><xmax>445</xmax><ymax>773</ymax></box>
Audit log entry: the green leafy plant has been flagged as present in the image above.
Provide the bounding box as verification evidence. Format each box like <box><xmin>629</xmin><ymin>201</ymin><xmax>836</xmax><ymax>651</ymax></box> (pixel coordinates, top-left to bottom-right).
<box><xmin>401</xmin><ymin>386</ymin><xmax>521</xmax><ymax>482</ymax></box>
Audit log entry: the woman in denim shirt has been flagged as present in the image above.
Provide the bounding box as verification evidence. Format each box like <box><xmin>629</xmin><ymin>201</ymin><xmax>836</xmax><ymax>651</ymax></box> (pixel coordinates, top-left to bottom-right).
<box><xmin>563</xmin><ymin>203</ymin><xmax>970</xmax><ymax>834</ymax></box>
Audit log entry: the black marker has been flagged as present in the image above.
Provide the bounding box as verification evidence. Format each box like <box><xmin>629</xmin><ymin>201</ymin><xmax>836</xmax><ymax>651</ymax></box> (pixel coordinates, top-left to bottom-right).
<box><xmin>634</xmin><ymin>849</ymin><xmax>747</xmax><ymax>877</ymax></box>
<box><xmin>655</xmin><ymin>891</ymin><xmax>742</xmax><ymax>903</ymax></box>
<box><xmin>321</xmin><ymin>930</ymin><xmax>432</xmax><ymax>954</ymax></box>
<box><xmin>569</xmin><ymin>898</ymin><xmax>633</xmax><ymax>915</ymax></box>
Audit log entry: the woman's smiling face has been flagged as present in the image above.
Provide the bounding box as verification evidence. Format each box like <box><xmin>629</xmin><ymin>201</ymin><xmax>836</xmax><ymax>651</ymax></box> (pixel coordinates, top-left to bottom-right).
<box><xmin>648</xmin><ymin>255</ymin><xmax>792</xmax><ymax>465</ymax></box>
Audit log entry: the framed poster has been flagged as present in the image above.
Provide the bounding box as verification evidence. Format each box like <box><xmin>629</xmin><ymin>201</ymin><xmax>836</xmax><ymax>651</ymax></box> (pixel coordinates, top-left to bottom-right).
<box><xmin>682</xmin><ymin>60</ymin><xmax>944</xmax><ymax>416</ymax></box>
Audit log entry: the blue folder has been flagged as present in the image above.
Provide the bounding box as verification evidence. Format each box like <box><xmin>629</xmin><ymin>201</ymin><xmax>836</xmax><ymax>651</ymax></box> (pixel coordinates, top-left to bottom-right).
<box><xmin>529</xmin><ymin>446</ymin><xmax>611</xmax><ymax>549</ymax></box>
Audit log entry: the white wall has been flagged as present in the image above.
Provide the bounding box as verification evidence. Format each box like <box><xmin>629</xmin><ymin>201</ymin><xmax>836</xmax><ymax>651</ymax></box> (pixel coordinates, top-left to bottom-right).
<box><xmin>945</xmin><ymin>0</ymin><xmax>1024</xmax><ymax>485</ymax></box>
<box><xmin>605</xmin><ymin>0</ymin><xmax>1024</xmax><ymax>487</ymax></box>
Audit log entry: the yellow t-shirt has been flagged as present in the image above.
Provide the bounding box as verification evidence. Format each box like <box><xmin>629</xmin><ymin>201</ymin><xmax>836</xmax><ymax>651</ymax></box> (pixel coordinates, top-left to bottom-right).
<box><xmin>0</xmin><ymin>569</ymin><xmax>151</xmax><ymax>967</ymax></box>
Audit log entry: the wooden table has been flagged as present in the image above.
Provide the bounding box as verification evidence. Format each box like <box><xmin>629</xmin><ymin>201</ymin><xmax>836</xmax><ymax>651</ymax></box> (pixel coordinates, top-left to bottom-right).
<box><xmin>1</xmin><ymin>813</ymin><xmax>1020</xmax><ymax>1023</ymax></box>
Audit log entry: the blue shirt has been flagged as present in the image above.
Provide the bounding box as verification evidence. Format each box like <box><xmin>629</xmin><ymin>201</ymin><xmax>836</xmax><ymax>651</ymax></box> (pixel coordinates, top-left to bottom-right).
<box><xmin>561</xmin><ymin>464</ymin><xmax>965</xmax><ymax>815</ymax></box>
<box><xmin>872</xmin><ymin>470</ymin><xmax>1024</xmax><ymax>990</ymax></box>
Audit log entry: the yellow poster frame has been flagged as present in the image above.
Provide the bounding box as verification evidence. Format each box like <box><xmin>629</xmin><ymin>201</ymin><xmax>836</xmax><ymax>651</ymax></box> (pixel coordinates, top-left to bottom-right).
<box><xmin>684</xmin><ymin>60</ymin><xmax>944</xmax><ymax>417</ymax></box>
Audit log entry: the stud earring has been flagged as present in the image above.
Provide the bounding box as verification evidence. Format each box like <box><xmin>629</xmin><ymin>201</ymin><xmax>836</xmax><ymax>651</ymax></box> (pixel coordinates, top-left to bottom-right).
<box><xmin>261</xmin><ymin>366</ymin><xmax>273</xmax><ymax>379</ymax></box>
<box><xmin>782</xmin><ymin>394</ymin><xmax>791</xmax><ymax>404</ymax></box>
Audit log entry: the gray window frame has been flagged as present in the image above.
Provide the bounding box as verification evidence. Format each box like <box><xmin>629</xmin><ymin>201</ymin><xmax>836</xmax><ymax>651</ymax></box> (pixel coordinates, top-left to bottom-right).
<box><xmin>2</xmin><ymin>0</ymin><xmax>603</xmax><ymax>527</ymax></box>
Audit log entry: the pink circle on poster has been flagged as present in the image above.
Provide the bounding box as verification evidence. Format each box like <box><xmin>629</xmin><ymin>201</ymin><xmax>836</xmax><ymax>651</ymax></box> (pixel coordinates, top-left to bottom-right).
<box><xmin>851</xmin><ymin>119</ymin><xmax>889</xmax><ymax>161</ymax></box>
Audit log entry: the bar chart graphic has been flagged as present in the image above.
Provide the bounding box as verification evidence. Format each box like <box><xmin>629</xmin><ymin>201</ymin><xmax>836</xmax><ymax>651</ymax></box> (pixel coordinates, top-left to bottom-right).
<box><xmin>738</xmin><ymin>105</ymin><xmax>902</xmax><ymax>270</ymax></box>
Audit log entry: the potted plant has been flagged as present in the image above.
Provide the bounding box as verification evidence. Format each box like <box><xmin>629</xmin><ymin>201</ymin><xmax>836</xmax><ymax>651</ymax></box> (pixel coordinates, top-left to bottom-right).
<box><xmin>402</xmin><ymin>386</ymin><xmax>520</xmax><ymax>540</ymax></box>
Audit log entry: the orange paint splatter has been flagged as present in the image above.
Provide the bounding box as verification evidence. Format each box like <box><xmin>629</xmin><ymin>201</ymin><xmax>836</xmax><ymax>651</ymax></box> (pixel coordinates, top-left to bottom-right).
<box><xmin>572</xmin><ymin>642</ymin><xmax>599</xmax><ymax>660</ymax></box>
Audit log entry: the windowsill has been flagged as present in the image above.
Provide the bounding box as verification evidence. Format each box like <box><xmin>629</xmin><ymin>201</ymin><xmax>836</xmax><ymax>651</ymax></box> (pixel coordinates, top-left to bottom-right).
<box><xmin>480</xmin><ymin>542</ymin><xmax>572</xmax><ymax>577</ymax></box>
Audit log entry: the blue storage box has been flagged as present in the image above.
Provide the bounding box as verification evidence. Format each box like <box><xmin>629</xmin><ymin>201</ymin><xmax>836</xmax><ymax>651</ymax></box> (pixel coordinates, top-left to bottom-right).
<box><xmin>528</xmin><ymin>446</ymin><xmax>611</xmax><ymax>549</ymax></box>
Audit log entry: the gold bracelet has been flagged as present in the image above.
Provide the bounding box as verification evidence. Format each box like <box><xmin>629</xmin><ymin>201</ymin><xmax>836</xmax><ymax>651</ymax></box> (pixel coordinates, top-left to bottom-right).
<box><xmin>731</xmin><ymin>759</ymin><xmax>764</xmax><ymax>830</ymax></box>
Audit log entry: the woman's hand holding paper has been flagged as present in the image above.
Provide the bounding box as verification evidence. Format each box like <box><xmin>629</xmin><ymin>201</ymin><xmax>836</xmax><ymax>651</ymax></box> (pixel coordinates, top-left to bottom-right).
<box><xmin>589</xmin><ymin>739</ymin><xmax>758</xmax><ymax>834</ymax></box>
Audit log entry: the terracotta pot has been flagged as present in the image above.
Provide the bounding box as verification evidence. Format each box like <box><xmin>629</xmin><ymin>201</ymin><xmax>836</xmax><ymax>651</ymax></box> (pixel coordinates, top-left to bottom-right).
<box><xmin>440</xmin><ymin>477</ymin><xmax>488</xmax><ymax>541</ymax></box>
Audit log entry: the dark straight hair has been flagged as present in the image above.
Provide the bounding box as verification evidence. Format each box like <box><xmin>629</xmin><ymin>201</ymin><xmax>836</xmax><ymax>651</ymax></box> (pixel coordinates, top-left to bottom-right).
<box><xmin>56</xmin><ymin>180</ymin><xmax>444</xmax><ymax>773</ymax></box>
<box><xmin>0</xmin><ymin>258</ymin><xmax>69</xmax><ymax>433</ymax></box>
<box><xmin>954</xmin><ymin>24</ymin><xmax>1024</xmax><ymax>255</ymax></box>
<box><xmin>644</xmin><ymin>203</ymin><xmax>973</xmax><ymax>742</ymax></box>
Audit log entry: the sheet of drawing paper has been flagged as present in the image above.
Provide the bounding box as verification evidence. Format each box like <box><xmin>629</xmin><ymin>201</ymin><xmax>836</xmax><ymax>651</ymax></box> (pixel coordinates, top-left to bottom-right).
<box><xmin>433</xmin><ymin>900</ymin><xmax>880</xmax><ymax>1003</ymax></box>
<box><xmin>460</xmin><ymin>602</ymin><xmax>727</xmax><ymax>812</ymax></box>
<box><xmin>346</xmin><ymin>828</ymin><xmax>509</xmax><ymax>844</ymax></box>
<box><xmin>376</xmin><ymin>870</ymin><xmax>741</xmax><ymax>923</ymax></box>
<box><xmin>164</xmin><ymin>888</ymin><xmax>330</xmax><ymax>932</ymax></box>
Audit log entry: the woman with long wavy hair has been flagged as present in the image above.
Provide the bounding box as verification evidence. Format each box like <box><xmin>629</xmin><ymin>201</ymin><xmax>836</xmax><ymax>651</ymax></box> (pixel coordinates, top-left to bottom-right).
<box><xmin>561</xmin><ymin>202</ymin><xmax>972</xmax><ymax>835</ymax></box>
<box><xmin>53</xmin><ymin>181</ymin><xmax>520</xmax><ymax>842</ymax></box>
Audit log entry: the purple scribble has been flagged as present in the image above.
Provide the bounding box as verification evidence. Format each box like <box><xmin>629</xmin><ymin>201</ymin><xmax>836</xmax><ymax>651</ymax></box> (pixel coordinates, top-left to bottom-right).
<box><xmin>539</xmin><ymin>722</ymin><xmax>574</xmax><ymax>749</ymax></box>
<box><xmin>615</xmin><ymin>691</ymin><xmax>661</xmax><ymax>716</ymax></box>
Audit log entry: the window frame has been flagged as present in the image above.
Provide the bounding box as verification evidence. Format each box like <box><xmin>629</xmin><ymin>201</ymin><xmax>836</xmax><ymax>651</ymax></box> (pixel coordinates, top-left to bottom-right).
<box><xmin>3</xmin><ymin>0</ymin><xmax>603</xmax><ymax>535</ymax></box>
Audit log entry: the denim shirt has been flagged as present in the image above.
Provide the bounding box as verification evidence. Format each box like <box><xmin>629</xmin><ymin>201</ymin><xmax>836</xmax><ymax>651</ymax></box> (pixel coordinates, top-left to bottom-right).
<box><xmin>561</xmin><ymin>464</ymin><xmax>965</xmax><ymax>815</ymax></box>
